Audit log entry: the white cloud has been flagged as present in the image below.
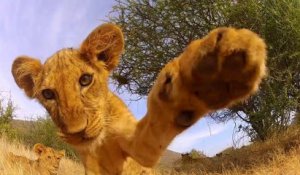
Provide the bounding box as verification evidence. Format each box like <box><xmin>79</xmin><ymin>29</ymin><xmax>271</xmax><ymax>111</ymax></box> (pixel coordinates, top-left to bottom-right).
<box><xmin>168</xmin><ymin>121</ymin><xmax>226</xmax><ymax>153</ymax></box>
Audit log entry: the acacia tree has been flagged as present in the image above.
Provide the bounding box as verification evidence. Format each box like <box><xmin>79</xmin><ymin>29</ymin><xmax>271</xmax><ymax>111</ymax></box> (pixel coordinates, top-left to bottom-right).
<box><xmin>110</xmin><ymin>0</ymin><xmax>300</xmax><ymax>141</ymax></box>
<box><xmin>110</xmin><ymin>0</ymin><xmax>229</xmax><ymax>95</ymax></box>
<box><xmin>214</xmin><ymin>0</ymin><xmax>300</xmax><ymax>141</ymax></box>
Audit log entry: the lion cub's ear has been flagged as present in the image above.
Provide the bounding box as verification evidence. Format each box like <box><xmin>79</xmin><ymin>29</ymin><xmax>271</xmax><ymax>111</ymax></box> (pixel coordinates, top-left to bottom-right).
<box><xmin>58</xmin><ymin>150</ymin><xmax>65</xmax><ymax>158</ymax></box>
<box><xmin>80</xmin><ymin>23</ymin><xmax>124</xmax><ymax>71</ymax></box>
<box><xmin>33</xmin><ymin>143</ymin><xmax>46</xmax><ymax>155</ymax></box>
<box><xmin>12</xmin><ymin>56</ymin><xmax>42</xmax><ymax>98</ymax></box>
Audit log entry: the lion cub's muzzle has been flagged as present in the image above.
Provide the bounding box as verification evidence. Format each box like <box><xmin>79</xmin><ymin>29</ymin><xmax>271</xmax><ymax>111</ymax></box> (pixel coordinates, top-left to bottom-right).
<box><xmin>55</xmin><ymin>112</ymin><xmax>88</xmax><ymax>135</ymax></box>
<box><xmin>53</xmin><ymin>107</ymin><xmax>103</xmax><ymax>143</ymax></box>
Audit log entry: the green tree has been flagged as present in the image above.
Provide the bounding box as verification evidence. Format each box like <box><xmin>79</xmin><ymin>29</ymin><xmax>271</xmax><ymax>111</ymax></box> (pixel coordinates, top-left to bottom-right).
<box><xmin>110</xmin><ymin>0</ymin><xmax>229</xmax><ymax>95</ymax></box>
<box><xmin>0</xmin><ymin>93</ymin><xmax>18</xmax><ymax>140</ymax></box>
<box><xmin>213</xmin><ymin>0</ymin><xmax>300</xmax><ymax>141</ymax></box>
<box><xmin>110</xmin><ymin>0</ymin><xmax>300</xmax><ymax>141</ymax></box>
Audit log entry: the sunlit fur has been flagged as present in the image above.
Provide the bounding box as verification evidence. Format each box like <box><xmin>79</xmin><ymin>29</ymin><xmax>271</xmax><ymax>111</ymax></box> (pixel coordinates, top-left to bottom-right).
<box><xmin>7</xmin><ymin>143</ymin><xmax>65</xmax><ymax>175</ymax></box>
<box><xmin>12</xmin><ymin>23</ymin><xmax>266</xmax><ymax>174</ymax></box>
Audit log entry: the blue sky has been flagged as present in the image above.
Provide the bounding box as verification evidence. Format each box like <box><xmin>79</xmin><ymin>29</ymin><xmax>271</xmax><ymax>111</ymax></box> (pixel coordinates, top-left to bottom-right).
<box><xmin>0</xmin><ymin>0</ymin><xmax>248</xmax><ymax>157</ymax></box>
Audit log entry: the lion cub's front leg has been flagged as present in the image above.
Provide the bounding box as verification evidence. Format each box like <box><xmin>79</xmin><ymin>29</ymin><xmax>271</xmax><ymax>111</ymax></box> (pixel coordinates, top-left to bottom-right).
<box><xmin>124</xmin><ymin>27</ymin><xmax>266</xmax><ymax>168</ymax></box>
<box><xmin>149</xmin><ymin>28</ymin><xmax>266</xmax><ymax>127</ymax></box>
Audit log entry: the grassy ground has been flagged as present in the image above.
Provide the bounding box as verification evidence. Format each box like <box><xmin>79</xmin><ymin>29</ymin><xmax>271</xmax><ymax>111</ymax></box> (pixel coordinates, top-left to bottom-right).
<box><xmin>161</xmin><ymin>126</ymin><xmax>300</xmax><ymax>175</ymax></box>
<box><xmin>159</xmin><ymin>148</ymin><xmax>300</xmax><ymax>175</ymax></box>
<box><xmin>1</xmin><ymin>126</ymin><xmax>300</xmax><ymax>174</ymax></box>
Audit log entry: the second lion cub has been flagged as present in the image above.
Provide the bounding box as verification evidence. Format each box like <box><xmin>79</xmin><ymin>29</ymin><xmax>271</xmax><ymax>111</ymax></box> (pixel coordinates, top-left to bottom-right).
<box><xmin>7</xmin><ymin>143</ymin><xmax>65</xmax><ymax>175</ymax></box>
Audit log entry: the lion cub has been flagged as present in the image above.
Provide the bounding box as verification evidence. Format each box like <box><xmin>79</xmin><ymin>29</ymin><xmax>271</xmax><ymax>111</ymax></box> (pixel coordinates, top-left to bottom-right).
<box><xmin>12</xmin><ymin>24</ymin><xmax>266</xmax><ymax>174</ymax></box>
<box><xmin>7</xmin><ymin>143</ymin><xmax>65</xmax><ymax>175</ymax></box>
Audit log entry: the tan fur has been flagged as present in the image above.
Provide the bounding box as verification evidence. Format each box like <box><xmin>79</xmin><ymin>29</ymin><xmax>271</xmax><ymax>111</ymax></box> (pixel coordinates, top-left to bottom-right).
<box><xmin>11</xmin><ymin>23</ymin><xmax>267</xmax><ymax>174</ymax></box>
<box><xmin>7</xmin><ymin>143</ymin><xmax>65</xmax><ymax>175</ymax></box>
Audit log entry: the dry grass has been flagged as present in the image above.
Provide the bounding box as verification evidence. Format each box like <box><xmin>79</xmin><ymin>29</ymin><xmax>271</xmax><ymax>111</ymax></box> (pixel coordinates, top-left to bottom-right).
<box><xmin>1</xmin><ymin>126</ymin><xmax>300</xmax><ymax>174</ymax></box>
<box><xmin>161</xmin><ymin>126</ymin><xmax>300</xmax><ymax>175</ymax></box>
<box><xmin>236</xmin><ymin>149</ymin><xmax>300</xmax><ymax>175</ymax></box>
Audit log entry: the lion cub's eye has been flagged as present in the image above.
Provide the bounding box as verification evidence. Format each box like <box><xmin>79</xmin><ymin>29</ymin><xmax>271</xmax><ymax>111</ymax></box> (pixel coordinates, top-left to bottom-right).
<box><xmin>79</xmin><ymin>74</ymin><xmax>93</xmax><ymax>87</ymax></box>
<box><xmin>42</xmin><ymin>89</ymin><xmax>55</xmax><ymax>100</ymax></box>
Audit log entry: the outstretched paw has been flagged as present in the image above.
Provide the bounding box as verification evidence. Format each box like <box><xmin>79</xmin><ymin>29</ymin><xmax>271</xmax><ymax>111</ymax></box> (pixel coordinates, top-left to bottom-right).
<box><xmin>180</xmin><ymin>27</ymin><xmax>267</xmax><ymax>109</ymax></box>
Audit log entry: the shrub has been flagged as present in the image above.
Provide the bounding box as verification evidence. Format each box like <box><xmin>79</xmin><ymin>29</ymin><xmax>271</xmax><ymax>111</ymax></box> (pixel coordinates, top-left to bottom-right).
<box><xmin>189</xmin><ymin>149</ymin><xmax>206</xmax><ymax>159</ymax></box>
<box><xmin>0</xmin><ymin>94</ymin><xmax>18</xmax><ymax>140</ymax></box>
<box><xmin>20</xmin><ymin>116</ymin><xmax>78</xmax><ymax>160</ymax></box>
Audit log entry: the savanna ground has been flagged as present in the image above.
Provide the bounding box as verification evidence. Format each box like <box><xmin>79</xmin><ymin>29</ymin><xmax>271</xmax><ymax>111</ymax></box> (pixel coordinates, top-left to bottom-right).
<box><xmin>1</xmin><ymin>117</ymin><xmax>300</xmax><ymax>174</ymax></box>
<box><xmin>162</xmin><ymin>125</ymin><xmax>300</xmax><ymax>175</ymax></box>
<box><xmin>0</xmin><ymin>96</ymin><xmax>300</xmax><ymax>174</ymax></box>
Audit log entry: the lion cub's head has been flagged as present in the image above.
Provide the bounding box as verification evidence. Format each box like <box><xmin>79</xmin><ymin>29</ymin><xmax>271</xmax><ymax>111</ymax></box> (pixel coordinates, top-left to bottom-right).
<box><xmin>11</xmin><ymin>24</ymin><xmax>124</xmax><ymax>143</ymax></box>
<box><xmin>7</xmin><ymin>143</ymin><xmax>65</xmax><ymax>174</ymax></box>
<box><xmin>33</xmin><ymin>143</ymin><xmax>65</xmax><ymax>174</ymax></box>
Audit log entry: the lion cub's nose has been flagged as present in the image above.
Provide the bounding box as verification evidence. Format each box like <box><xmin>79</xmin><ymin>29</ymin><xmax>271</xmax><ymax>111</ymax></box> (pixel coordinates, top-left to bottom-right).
<box><xmin>59</xmin><ymin>116</ymin><xmax>87</xmax><ymax>135</ymax></box>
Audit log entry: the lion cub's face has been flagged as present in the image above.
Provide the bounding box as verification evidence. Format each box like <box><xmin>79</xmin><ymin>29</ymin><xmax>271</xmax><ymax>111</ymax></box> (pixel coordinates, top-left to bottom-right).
<box><xmin>35</xmin><ymin>49</ymin><xmax>110</xmax><ymax>139</ymax></box>
<box><xmin>33</xmin><ymin>143</ymin><xmax>65</xmax><ymax>174</ymax></box>
<box><xmin>12</xmin><ymin>24</ymin><xmax>124</xmax><ymax>141</ymax></box>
